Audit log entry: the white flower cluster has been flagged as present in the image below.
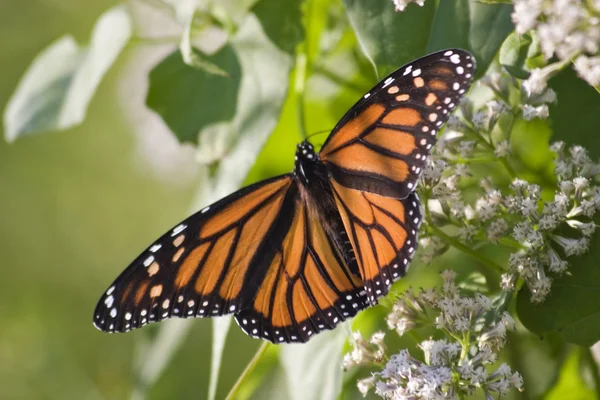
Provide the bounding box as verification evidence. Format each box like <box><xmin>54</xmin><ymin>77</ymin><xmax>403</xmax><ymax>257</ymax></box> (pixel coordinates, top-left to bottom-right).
<box><xmin>502</xmin><ymin>148</ymin><xmax>600</xmax><ymax>300</ymax></box>
<box><xmin>513</xmin><ymin>0</ymin><xmax>600</xmax><ymax>89</ymax></box>
<box><xmin>347</xmin><ymin>271</ymin><xmax>523</xmax><ymax>399</ymax></box>
<box><xmin>418</xmin><ymin>68</ymin><xmax>599</xmax><ymax>302</ymax></box>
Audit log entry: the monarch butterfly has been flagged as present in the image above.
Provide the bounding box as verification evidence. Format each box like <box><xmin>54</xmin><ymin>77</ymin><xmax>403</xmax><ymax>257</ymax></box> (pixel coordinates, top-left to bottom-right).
<box><xmin>94</xmin><ymin>49</ymin><xmax>475</xmax><ymax>343</ymax></box>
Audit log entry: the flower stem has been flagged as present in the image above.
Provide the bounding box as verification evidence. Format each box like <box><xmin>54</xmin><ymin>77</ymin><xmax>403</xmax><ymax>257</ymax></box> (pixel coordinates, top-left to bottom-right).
<box><xmin>428</xmin><ymin>224</ymin><xmax>505</xmax><ymax>274</ymax></box>
<box><xmin>294</xmin><ymin>50</ymin><xmax>308</xmax><ymax>139</ymax></box>
<box><xmin>225</xmin><ymin>342</ymin><xmax>271</xmax><ymax>400</ymax></box>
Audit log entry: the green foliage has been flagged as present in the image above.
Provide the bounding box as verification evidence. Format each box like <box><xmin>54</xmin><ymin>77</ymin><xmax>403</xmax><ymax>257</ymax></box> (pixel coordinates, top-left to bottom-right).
<box><xmin>3</xmin><ymin>0</ymin><xmax>600</xmax><ymax>399</ymax></box>
<box><xmin>428</xmin><ymin>0</ymin><xmax>513</xmax><ymax>77</ymax></box>
<box><xmin>499</xmin><ymin>32</ymin><xmax>533</xmax><ymax>79</ymax></box>
<box><xmin>147</xmin><ymin>46</ymin><xmax>242</xmax><ymax>145</ymax></box>
<box><xmin>550</xmin><ymin>68</ymin><xmax>600</xmax><ymax>156</ymax></box>
<box><xmin>343</xmin><ymin>0</ymin><xmax>436</xmax><ymax>76</ymax></box>
<box><xmin>3</xmin><ymin>5</ymin><xmax>131</xmax><ymax>142</ymax></box>
<box><xmin>517</xmin><ymin>230</ymin><xmax>600</xmax><ymax>347</ymax></box>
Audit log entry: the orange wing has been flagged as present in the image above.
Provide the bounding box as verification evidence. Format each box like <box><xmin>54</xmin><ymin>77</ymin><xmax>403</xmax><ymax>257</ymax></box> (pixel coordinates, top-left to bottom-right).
<box><xmin>320</xmin><ymin>49</ymin><xmax>475</xmax><ymax>199</ymax></box>
<box><xmin>234</xmin><ymin>188</ymin><xmax>366</xmax><ymax>343</ymax></box>
<box><xmin>330</xmin><ymin>180</ymin><xmax>422</xmax><ymax>303</ymax></box>
<box><xmin>93</xmin><ymin>175</ymin><xmax>293</xmax><ymax>333</ymax></box>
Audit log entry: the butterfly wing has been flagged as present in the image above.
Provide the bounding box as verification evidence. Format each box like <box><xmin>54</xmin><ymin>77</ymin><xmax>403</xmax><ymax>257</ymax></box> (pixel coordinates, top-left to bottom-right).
<box><xmin>320</xmin><ymin>49</ymin><xmax>475</xmax><ymax>199</ymax></box>
<box><xmin>234</xmin><ymin>185</ymin><xmax>367</xmax><ymax>343</ymax></box>
<box><xmin>331</xmin><ymin>181</ymin><xmax>422</xmax><ymax>302</ymax></box>
<box><xmin>93</xmin><ymin>175</ymin><xmax>294</xmax><ymax>333</ymax></box>
<box><xmin>322</xmin><ymin>49</ymin><xmax>474</xmax><ymax>301</ymax></box>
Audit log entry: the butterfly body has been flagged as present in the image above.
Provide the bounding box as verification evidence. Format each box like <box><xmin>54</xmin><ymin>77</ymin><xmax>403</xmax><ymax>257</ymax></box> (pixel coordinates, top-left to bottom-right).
<box><xmin>94</xmin><ymin>49</ymin><xmax>475</xmax><ymax>343</ymax></box>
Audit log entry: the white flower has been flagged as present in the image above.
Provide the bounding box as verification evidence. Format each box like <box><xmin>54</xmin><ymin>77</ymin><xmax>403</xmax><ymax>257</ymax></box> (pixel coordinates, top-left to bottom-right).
<box><xmin>457</xmin><ymin>141</ymin><xmax>477</xmax><ymax>157</ymax></box>
<box><xmin>570</xmin><ymin>146</ymin><xmax>591</xmax><ymax>166</ymax></box>
<box><xmin>501</xmin><ymin>312</ymin><xmax>516</xmax><ymax>331</ymax></box>
<box><xmin>521</xmin><ymin>104</ymin><xmax>549</xmax><ymax>120</ymax></box>
<box><xmin>512</xmin><ymin>222</ymin><xmax>532</xmax><ymax>242</ymax></box>
<box><xmin>552</xmin><ymin>235</ymin><xmax>590</xmax><ymax>256</ymax></box>
<box><xmin>512</xmin><ymin>0</ymin><xmax>543</xmax><ymax>34</ymax></box>
<box><xmin>392</xmin><ymin>0</ymin><xmax>425</xmax><ymax>12</ymax></box>
<box><xmin>457</xmin><ymin>224</ymin><xmax>478</xmax><ymax>242</ymax></box>
<box><xmin>488</xmin><ymin>219</ymin><xmax>509</xmax><ymax>243</ymax></box>
<box><xmin>522</xmin><ymin>68</ymin><xmax>548</xmax><ymax>96</ymax></box>
<box><xmin>538</xmin><ymin>214</ymin><xmax>559</xmax><ymax>231</ymax></box>
<box><xmin>494</xmin><ymin>140</ymin><xmax>512</xmax><ymax>157</ymax></box>
<box><xmin>546</xmin><ymin>247</ymin><xmax>569</xmax><ymax>273</ymax></box>
<box><xmin>567</xmin><ymin>220</ymin><xmax>596</xmax><ymax>236</ymax></box>
<box><xmin>422</xmin><ymin>159</ymin><xmax>447</xmax><ymax>185</ymax></box>
<box><xmin>559</xmin><ymin>180</ymin><xmax>574</xmax><ymax>195</ymax></box>
<box><xmin>529</xmin><ymin>275</ymin><xmax>552</xmax><ymax>302</ymax></box>
<box><xmin>574</xmin><ymin>55</ymin><xmax>600</xmax><ymax>87</ymax></box>
<box><xmin>573</xmin><ymin>176</ymin><xmax>589</xmax><ymax>189</ymax></box>
<box><xmin>357</xmin><ymin>376</ymin><xmax>377</xmax><ymax>397</ymax></box>
<box><xmin>500</xmin><ymin>273</ymin><xmax>517</xmax><ymax>291</ymax></box>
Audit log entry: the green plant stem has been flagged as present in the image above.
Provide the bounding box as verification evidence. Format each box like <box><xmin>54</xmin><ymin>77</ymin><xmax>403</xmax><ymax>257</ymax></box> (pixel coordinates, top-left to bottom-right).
<box><xmin>583</xmin><ymin>347</ymin><xmax>600</xmax><ymax>398</ymax></box>
<box><xmin>295</xmin><ymin>50</ymin><xmax>308</xmax><ymax>139</ymax></box>
<box><xmin>423</xmin><ymin>199</ymin><xmax>504</xmax><ymax>273</ymax></box>
<box><xmin>428</xmin><ymin>224</ymin><xmax>505</xmax><ymax>274</ymax></box>
<box><xmin>225</xmin><ymin>342</ymin><xmax>271</xmax><ymax>400</ymax></box>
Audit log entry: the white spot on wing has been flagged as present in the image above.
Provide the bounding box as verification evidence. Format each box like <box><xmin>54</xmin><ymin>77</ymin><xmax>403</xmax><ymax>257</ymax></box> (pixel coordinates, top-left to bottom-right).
<box><xmin>171</xmin><ymin>224</ymin><xmax>187</xmax><ymax>236</ymax></box>
<box><xmin>382</xmin><ymin>77</ymin><xmax>395</xmax><ymax>88</ymax></box>
<box><xmin>143</xmin><ymin>256</ymin><xmax>154</xmax><ymax>267</ymax></box>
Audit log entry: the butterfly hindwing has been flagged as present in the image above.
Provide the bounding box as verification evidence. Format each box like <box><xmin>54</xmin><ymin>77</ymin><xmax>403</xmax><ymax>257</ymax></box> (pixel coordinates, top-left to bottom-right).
<box><xmin>235</xmin><ymin>186</ymin><xmax>368</xmax><ymax>343</ymax></box>
<box><xmin>320</xmin><ymin>49</ymin><xmax>475</xmax><ymax>199</ymax></box>
<box><xmin>331</xmin><ymin>181</ymin><xmax>422</xmax><ymax>303</ymax></box>
<box><xmin>93</xmin><ymin>175</ymin><xmax>293</xmax><ymax>333</ymax></box>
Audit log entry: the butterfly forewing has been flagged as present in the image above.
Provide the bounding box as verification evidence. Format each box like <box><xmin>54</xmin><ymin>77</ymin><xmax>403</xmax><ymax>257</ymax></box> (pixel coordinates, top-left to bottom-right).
<box><xmin>93</xmin><ymin>175</ymin><xmax>293</xmax><ymax>333</ymax></box>
<box><xmin>320</xmin><ymin>49</ymin><xmax>475</xmax><ymax>199</ymax></box>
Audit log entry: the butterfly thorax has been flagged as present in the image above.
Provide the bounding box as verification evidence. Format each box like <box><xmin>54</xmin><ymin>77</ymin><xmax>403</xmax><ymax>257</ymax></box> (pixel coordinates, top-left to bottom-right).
<box><xmin>293</xmin><ymin>141</ymin><xmax>320</xmax><ymax>185</ymax></box>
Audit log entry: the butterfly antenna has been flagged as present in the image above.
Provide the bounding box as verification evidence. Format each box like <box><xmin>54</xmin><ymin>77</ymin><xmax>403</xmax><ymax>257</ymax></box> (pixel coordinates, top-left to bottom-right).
<box><xmin>305</xmin><ymin>129</ymin><xmax>331</xmax><ymax>141</ymax></box>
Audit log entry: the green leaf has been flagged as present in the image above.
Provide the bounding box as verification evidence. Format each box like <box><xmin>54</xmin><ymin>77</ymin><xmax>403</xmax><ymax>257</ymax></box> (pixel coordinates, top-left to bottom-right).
<box><xmin>253</xmin><ymin>0</ymin><xmax>304</xmax><ymax>55</ymax></box>
<box><xmin>517</xmin><ymin>230</ymin><xmax>600</xmax><ymax>347</ymax></box>
<box><xmin>148</xmin><ymin>12</ymin><xmax>292</xmax><ymax>153</ymax></box>
<box><xmin>179</xmin><ymin>6</ymin><xmax>230</xmax><ymax>77</ymax></box>
<box><xmin>147</xmin><ymin>45</ymin><xmax>242</xmax><ymax>145</ymax></box>
<box><xmin>280</xmin><ymin>327</ymin><xmax>348</xmax><ymax>400</ymax></box>
<box><xmin>3</xmin><ymin>5</ymin><xmax>131</xmax><ymax>142</ymax></box>
<box><xmin>549</xmin><ymin>67</ymin><xmax>600</xmax><ymax>159</ymax></box>
<box><xmin>427</xmin><ymin>0</ymin><xmax>513</xmax><ymax>77</ymax></box>
<box><xmin>508</xmin><ymin>331</ymin><xmax>565</xmax><ymax>398</ymax></box>
<box><xmin>546</xmin><ymin>348</ymin><xmax>596</xmax><ymax>400</ymax></box>
<box><xmin>499</xmin><ymin>32</ymin><xmax>532</xmax><ymax>79</ymax></box>
<box><xmin>343</xmin><ymin>0</ymin><xmax>512</xmax><ymax>79</ymax></box>
<box><xmin>343</xmin><ymin>0</ymin><xmax>436</xmax><ymax>77</ymax></box>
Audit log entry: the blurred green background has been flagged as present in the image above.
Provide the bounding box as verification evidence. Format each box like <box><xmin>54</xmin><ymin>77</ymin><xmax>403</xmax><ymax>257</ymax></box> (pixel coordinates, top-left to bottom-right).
<box><xmin>0</xmin><ymin>1</ymin><xmax>213</xmax><ymax>398</ymax></box>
